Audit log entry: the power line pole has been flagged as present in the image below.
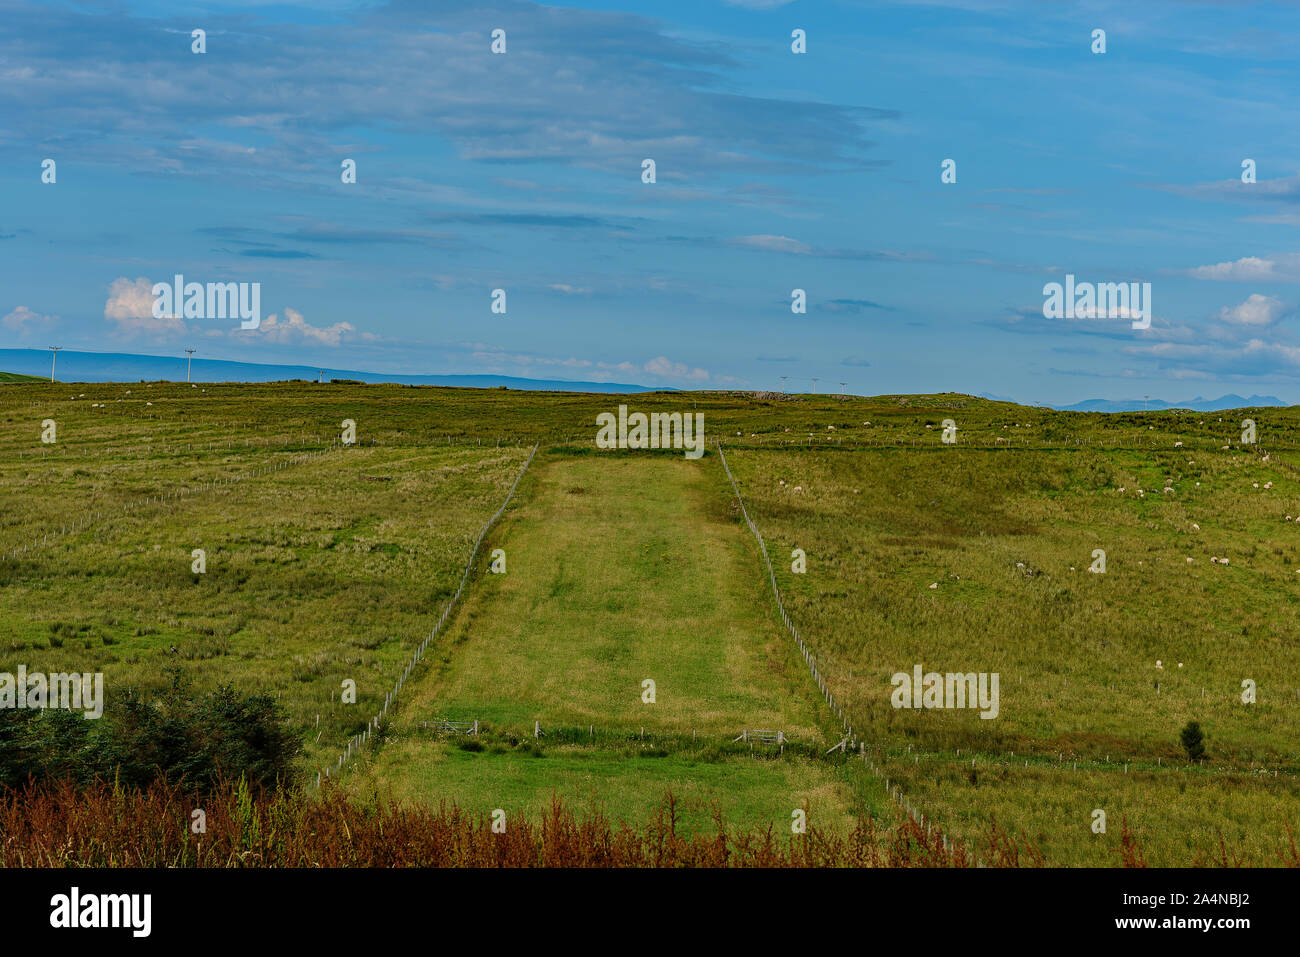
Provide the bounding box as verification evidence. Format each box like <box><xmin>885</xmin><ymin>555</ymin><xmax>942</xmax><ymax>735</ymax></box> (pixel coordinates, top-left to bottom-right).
<box><xmin>48</xmin><ymin>346</ymin><xmax>61</xmax><ymax>383</ymax></box>
<box><xmin>1144</xmin><ymin>395</ymin><xmax>1149</xmax><ymax>412</ymax></box>
<box><xmin>779</xmin><ymin>375</ymin><xmax>787</xmax><ymax>394</ymax></box>
<box><xmin>839</xmin><ymin>381</ymin><xmax>847</xmax><ymax>399</ymax></box>
<box><xmin>811</xmin><ymin>377</ymin><xmax>818</xmax><ymax>394</ymax></box>
<box><xmin>318</xmin><ymin>370</ymin><xmax>325</xmax><ymax>384</ymax></box>
<box><xmin>185</xmin><ymin>349</ymin><xmax>196</xmax><ymax>383</ymax></box>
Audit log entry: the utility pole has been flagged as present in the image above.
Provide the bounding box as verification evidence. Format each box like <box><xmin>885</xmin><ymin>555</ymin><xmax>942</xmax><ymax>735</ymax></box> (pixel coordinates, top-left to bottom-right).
<box><xmin>48</xmin><ymin>346</ymin><xmax>61</xmax><ymax>383</ymax></box>
<box><xmin>780</xmin><ymin>375</ymin><xmax>788</xmax><ymax>394</ymax></box>
<box><xmin>1144</xmin><ymin>395</ymin><xmax>1149</xmax><ymax>412</ymax></box>
<box><xmin>318</xmin><ymin>370</ymin><xmax>325</xmax><ymax>384</ymax></box>
<box><xmin>811</xmin><ymin>377</ymin><xmax>818</xmax><ymax>394</ymax></box>
<box><xmin>839</xmin><ymin>381</ymin><xmax>847</xmax><ymax>399</ymax></box>
<box><xmin>185</xmin><ymin>349</ymin><xmax>196</xmax><ymax>383</ymax></box>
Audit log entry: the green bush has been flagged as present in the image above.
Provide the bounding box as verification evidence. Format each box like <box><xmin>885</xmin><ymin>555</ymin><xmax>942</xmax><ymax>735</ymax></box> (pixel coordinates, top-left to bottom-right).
<box><xmin>1180</xmin><ymin>721</ymin><xmax>1207</xmax><ymax>763</ymax></box>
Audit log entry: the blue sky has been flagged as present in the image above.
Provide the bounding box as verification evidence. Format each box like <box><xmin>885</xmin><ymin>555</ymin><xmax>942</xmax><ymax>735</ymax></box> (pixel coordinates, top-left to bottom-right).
<box><xmin>4</xmin><ymin>0</ymin><xmax>1300</xmax><ymax>402</ymax></box>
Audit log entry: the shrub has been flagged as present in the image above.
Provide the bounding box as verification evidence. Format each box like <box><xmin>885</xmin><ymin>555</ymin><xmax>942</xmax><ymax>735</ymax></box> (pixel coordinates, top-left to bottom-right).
<box><xmin>1180</xmin><ymin>721</ymin><xmax>1207</xmax><ymax>763</ymax></box>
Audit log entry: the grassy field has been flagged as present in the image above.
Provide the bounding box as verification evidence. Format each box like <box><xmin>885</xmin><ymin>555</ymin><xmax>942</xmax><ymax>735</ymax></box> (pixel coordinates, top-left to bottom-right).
<box><xmin>353</xmin><ymin>454</ymin><xmax>873</xmax><ymax>834</ymax></box>
<box><xmin>723</xmin><ymin>441</ymin><xmax>1300</xmax><ymax>864</ymax></box>
<box><xmin>1</xmin><ymin>378</ymin><xmax>1296</xmax><ymax>863</ymax></box>
<box><xmin>0</xmin><ymin>408</ymin><xmax>534</xmax><ymax>765</ymax></box>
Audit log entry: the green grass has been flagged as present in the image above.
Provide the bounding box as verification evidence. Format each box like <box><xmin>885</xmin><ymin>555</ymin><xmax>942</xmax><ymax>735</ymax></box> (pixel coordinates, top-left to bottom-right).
<box><xmin>722</xmin><ymin>443</ymin><xmax>1300</xmax><ymax>863</ymax></box>
<box><xmin>391</xmin><ymin>456</ymin><xmax>827</xmax><ymax>735</ymax></box>
<box><xmin>2</xmin><ymin>381</ymin><xmax>1296</xmax><ymax>861</ymax></box>
<box><xmin>0</xmin><ymin>442</ymin><xmax>533</xmax><ymax>766</ymax></box>
<box><xmin>359</xmin><ymin>739</ymin><xmax>867</xmax><ymax>835</ymax></box>
<box><xmin>356</xmin><ymin>454</ymin><xmax>869</xmax><ymax>832</ymax></box>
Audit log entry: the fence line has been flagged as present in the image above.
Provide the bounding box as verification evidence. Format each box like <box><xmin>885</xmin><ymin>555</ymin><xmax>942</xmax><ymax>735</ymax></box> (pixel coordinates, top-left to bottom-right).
<box><xmin>321</xmin><ymin>442</ymin><xmax>540</xmax><ymax>784</ymax></box>
<box><xmin>716</xmin><ymin>441</ymin><xmax>966</xmax><ymax>857</ymax></box>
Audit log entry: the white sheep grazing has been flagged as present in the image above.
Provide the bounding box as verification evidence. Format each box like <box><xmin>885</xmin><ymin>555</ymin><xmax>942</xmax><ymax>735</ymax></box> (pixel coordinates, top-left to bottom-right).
<box><xmin>1191</xmin><ymin>523</ymin><xmax>1200</xmax><ymax>530</ymax></box>
<box><xmin>1155</xmin><ymin>660</ymin><xmax>1163</xmax><ymax>670</ymax></box>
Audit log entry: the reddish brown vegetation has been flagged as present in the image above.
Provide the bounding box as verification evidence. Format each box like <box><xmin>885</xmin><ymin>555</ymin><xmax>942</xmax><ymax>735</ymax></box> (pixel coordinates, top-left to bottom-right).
<box><xmin>0</xmin><ymin>777</ymin><xmax>1143</xmax><ymax>868</ymax></box>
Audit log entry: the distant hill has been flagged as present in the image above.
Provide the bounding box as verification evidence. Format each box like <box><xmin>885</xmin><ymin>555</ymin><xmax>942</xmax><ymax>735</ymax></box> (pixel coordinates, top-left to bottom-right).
<box><xmin>0</xmin><ymin>348</ymin><xmax>665</xmax><ymax>393</ymax></box>
<box><xmin>1056</xmin><ymin>394</ymin><xmax>1287</xmax><ymax>413</ymax></box>
<box><xmin>0</xmin><ymin>370</ymin><xmax>44</xmax><ymax>382</ymax></box>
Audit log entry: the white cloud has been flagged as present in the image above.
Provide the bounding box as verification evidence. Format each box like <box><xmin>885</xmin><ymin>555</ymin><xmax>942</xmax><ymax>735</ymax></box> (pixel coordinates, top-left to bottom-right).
<box><xmin>469</xmin><ymin>348</ymin><xmax>712</xmax><ymax>384</ymax></box>
<box><xmin>239</xmin><ymin>307</ymin><xmax>354</xmax><ymax>347</ymax></box>
<box><xmin>1217</xmin><ymin>293</ymin><xmax>1289</xmax><ymax>327</ymax></box>
<box><xmin>1</xmin><ymin>305</ymin><xmax>56</xmax><ymax>331</ymax></box>
<box><xmin>729</xmin><ymin>234</ymin><xmax>812</xmax><ymax>255</ymax></box>
<box><xmin>644</xmin><ymin>355</ymin><xmax>710</xmax><ymax>381</ymax></box>
<box><xmin>1187</xmin><ymin>255</ymin><xmax>1300</xmax><ymax>282</ymax></box>
<box><xmin>104</xmin><ymin>277</ymin><xmax>185</xmax><ymax>338</ymax></box>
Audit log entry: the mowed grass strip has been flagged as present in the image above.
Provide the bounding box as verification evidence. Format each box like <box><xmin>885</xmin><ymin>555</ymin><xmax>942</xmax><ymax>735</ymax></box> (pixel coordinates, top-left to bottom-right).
<box><xmin>394</xmin><ymin>454</ymin><xmax>828</xmax><ymax>738</ymax></box>
<box><xmin>363</xmin><ymin>452</ymin><xmax>870</xmax><ymax>832</ymax></box>
<box><xmin>360</xmin><ymin>740</ymin><xmax>865</xmax><ymax>836</ymax></box>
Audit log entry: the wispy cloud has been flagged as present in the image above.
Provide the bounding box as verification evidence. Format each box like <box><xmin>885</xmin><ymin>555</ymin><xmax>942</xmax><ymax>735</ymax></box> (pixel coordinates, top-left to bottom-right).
<box><xmin>1187</xmin><ymin>254</ymin><xmax>1300</xmax><ymax>282</ymax></box>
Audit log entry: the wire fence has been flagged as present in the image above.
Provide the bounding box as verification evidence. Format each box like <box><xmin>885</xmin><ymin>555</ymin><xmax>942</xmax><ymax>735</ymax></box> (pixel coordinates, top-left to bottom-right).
<box><xmin>716</xmin><ymin>440</ymin><xmax>963</xmax><ymax>856</ymax></box>
<box><xmin>320</xmin><ymin>442</ymin><xmax>540</xmax><ymax>784</ymax></box>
